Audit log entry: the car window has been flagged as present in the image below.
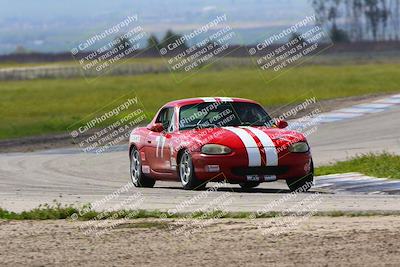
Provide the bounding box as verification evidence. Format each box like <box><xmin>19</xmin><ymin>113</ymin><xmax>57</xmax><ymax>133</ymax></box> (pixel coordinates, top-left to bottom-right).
<box><xmin>179</xmin><ymin>102</ymin><xmax>273</xmax><ymax>130</ymax></box>
<box><xmin>156</xmin><ymin>107</ymin><xmax>174</xmax><ymax>131</ymax></box>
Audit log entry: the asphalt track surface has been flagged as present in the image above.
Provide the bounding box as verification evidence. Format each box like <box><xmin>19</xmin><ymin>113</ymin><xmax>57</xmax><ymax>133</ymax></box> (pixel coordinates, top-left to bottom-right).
<box><xmin>0</xmin><ymin>105</ymin><xmax>399</xmax><ymax>213</ymax></box>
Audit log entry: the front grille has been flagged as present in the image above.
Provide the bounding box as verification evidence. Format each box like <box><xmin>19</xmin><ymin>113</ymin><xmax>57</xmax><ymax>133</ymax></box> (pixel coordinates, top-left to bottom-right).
<box><xmin>232</xmin><ymin>166</ymin><xmax>288</xmax><ymax>176</ymax></box>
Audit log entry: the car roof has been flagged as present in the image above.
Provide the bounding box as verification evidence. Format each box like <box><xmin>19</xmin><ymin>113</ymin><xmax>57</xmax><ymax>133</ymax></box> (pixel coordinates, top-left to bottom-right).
<box><xmin>164</xmin><ymin>97</ymin><xmax>259</xmax><ymax>107</ymax></box>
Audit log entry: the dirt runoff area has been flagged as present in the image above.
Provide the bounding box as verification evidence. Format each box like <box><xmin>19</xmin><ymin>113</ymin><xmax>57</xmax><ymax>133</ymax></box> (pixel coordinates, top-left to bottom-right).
<box><xmin>1</xmin><ymin>216</ymin><xmax>400</xmax><ymax>266</ymax></box>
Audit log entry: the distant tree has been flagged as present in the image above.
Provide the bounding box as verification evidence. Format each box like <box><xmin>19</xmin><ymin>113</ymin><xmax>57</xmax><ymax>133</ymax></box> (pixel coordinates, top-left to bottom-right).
<box><xmin>310</xmin><ymin>0</ymin><xmax>396</xmax><ymax>41</ymax></box>
<box><xmin>351</xmin><ymin>0</ymin><xmax>364</xmax><ymax>41</ymax></box>
<box><xmin>395</xmin><ymin>0</ymin><xmax>400</xmax><ymax>40</ymax></box>
<box><xmin>113</xmin><ymin>35</ymin><xmax>132</xmax><ymax>53</ymax></box>
<box><xmin>330</xmin><ymin>26</ymin><xmax>351</xmax><ymax>42</ymax></box>
<box><xmin>364</xmin><ymin>0</ymin><xmax>381</xmax><ymax>41</ymax></box>
<box><xmin>289</xmin><ymin>32</ymin><xmax>309</xmax><ymax>45</ymax></box>
<box><xmin>328</xmin><ymin>0</ymin><xmax>342</xmax><ymax>30</ymax></box>
<box><xmin>14</xmin><ymin>45</ymin><xmax>29</xmax><ymax>54</ymax></box>
<box><xmin>160</xmin><ymin>30</ymin><xmax>188</xmax><ymax>50</ymax></box>
<box><xmin>147</xmin><ymin>34</ymin><xmax>160</xmax><ymax>48</ymax></box>
<box><xmin>311</xmin><ymin>0</ymin><xmax>328</xmax><ymax>26</ymax></box>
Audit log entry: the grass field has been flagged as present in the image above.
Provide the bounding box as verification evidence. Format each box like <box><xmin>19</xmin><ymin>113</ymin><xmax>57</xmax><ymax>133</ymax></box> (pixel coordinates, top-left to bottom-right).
<box><xmin>315</xmin><ymin>153</ymin><xmax>400</xmax><ymax>180</ymax></box>
<box><xmin>0</xmin><ymin>63</ymin><xmax>400</xmax><ymax>139</ymax></box>
<box><xmin>0</xmin><ymin>204</ymin><xmax>397</xmax><ymax>220</ymax></box>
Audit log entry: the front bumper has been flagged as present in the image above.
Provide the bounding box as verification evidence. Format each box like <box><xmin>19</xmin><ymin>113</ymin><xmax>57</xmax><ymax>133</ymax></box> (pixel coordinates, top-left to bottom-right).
<box><xmin>192</xmin><ymin>149</ymin><xmax>312</xmax><ymax>183</ymax></box>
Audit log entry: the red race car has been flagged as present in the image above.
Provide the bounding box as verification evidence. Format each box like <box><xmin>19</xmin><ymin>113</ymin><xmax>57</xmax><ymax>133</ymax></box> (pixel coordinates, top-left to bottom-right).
<box><xmin>129</xmin><ymin>97</ymin><xmax>314</xmax><ymax>192</ymax></box>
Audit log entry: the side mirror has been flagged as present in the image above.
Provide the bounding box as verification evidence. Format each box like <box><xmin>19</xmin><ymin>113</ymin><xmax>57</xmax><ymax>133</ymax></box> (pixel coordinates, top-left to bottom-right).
<box><xmin>276</xmin><ymin>120</ymin><xmax>288</xmax><ymax>129</ymax></box>
<box><xmin>149</xmin><ymin>123</ymin><xmax>164</xmax><ymax>132</ymax></box>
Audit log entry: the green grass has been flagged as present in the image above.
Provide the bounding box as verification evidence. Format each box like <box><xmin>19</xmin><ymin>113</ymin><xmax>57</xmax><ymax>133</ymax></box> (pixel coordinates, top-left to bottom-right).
<box><xmin>0</xmin><ymin>57</ymin><xmax>167</xmax><ymax>69</ymax></box>
<box><xmin>0</xmin><ymin>204</ymin><xmax>275</xmax><ymax>221</ymax></box>
<box><xmin>0</xmin><ymin>207</ymin><xmax>398</xmax><ymax>221</ymax></box>
<box><xmin>0</xmin><ymin>63</ymin><xmax>399</xmax><ymax>139</ymax></box>
<box><xmin>0</xmin><ymin>203</ymin><xmax>79</xmax><ymax>220</ymax></box>
<box><xmin>0</xmin><ymin>202</ymin><xmax>399</xmax><ymax>221</ymax></box>
<box><xmin>316</xmin><ymin>153</ymin><xmax>400</xmax><ymax>179</ymax></box>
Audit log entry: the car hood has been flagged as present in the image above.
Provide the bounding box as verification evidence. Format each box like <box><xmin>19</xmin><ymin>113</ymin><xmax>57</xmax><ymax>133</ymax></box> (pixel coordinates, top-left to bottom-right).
<box><xmin>188</xmin><ymin>126</ymin><xmax>307</xmax><ymax>149</ymax></box>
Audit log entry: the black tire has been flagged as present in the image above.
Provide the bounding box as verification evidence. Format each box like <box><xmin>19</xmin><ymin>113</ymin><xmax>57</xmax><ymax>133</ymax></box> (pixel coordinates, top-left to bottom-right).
<box><xmin>178</xmin><ymin>150</ymin><xmax>204</xmax><ymax>190</ymax></box>
<box><xmin>286</xmin><ymin>161</ymin><xmax>314</xmax><ymax>192</ymax></box>
<box><xmin>239</xmin><ymin>181</ymin><xmax>260</xmax><ymax>189</ymax></box>
<box><xmin>130</xmin><ymin>147</ymin><xmax>155</xmax><ymax>188</ymax></box>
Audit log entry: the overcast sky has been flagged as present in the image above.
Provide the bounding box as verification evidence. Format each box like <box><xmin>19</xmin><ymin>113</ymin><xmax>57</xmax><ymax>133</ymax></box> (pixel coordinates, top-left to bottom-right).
<box><xmin>0</xmin><ymin>0</ymin><xmax>312</xmax><ymax>54</ymax></box>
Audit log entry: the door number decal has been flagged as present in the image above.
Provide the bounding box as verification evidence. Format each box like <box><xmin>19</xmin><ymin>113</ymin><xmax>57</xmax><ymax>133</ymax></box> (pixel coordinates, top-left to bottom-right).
<box><xmin>155</xmin><ymin>136</ymin><xmax>166</xmax><ymax>158</ymax></box>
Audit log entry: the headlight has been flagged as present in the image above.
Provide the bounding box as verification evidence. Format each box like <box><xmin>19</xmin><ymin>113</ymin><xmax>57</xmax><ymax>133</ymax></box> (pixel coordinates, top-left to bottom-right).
<box><xmin>201</xmin><ymin>144</ymin><xmax>232</xmax><ymax>155</ymax></box>
<box><xmin>289</xmin><ymin>142</ymin><xmax>309</xmax><ymax>153</ymax></box>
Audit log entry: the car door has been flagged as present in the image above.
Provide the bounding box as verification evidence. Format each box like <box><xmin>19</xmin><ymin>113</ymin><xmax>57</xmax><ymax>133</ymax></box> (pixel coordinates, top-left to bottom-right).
<box><xmin>145</xmin><ymin>107</ymin><xmax>174</xmax><ymax>172</ymax></box>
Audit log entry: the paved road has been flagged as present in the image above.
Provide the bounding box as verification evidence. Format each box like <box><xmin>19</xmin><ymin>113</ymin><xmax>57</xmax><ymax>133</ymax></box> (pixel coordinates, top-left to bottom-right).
<box><xmin>0</xmin><ymin>105</ymin><xmax>399</xmax><ymax>213</ymax></box>
<box><xmin>308</xmin><ymin>104</ymin><xmax>400</xmax><ymax>165</ymax></box>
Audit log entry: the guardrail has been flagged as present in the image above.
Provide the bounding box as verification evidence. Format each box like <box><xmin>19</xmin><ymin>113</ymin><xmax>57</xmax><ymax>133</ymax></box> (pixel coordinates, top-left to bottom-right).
<box><xmin>0</xmin><ymin>58</ymin><xmax>254</xmax><ymax>81</ymax></box>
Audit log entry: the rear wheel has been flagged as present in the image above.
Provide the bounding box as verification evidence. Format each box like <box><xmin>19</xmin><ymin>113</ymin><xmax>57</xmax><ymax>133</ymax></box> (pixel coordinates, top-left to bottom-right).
<box><xmin>130</xmin><ymin>147</ymin><xmax>155</xmax><ymax>188</ymax></box>
<box><xmin>239</xmin><ymin>181</ymin><xmax>260</xmax><ymax>189</ymax></box>
<box><xmin>179</xmin><ymin>150</ymin><xmax>204</xmax><ymax>190</ymax></box>
<box><xmin>286</xmin><ymin>161</ymin><xmax>314</xmax><ymax>192</ymax></box>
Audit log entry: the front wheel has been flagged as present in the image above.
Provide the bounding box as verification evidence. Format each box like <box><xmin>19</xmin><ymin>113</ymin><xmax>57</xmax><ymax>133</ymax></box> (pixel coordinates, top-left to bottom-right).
<box><xmin>130</xmin><ymin>147</ymin><xmax>155</xmax><ymax>188</ymax></box>
<box><xmin>239</xmin><ymin>181</ymin><xmax>260</xmax><ymax>189</ymax></box>
<box><xmin>179</xmin><ymin>150</ymin><xmax>204</xmax><ymax>190</ymax></box>
<box><xmin>286</xmin><ymin>161</ymin><xmax>314</xmax><ymax>192</ymax></box>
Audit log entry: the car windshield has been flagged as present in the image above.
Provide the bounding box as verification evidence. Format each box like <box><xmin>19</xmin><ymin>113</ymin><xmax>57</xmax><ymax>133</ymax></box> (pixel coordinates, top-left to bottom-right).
<box><xmin>179</xmin><ymin>102</ymin><xmax>274</xmax><ymax>130</ymax></box>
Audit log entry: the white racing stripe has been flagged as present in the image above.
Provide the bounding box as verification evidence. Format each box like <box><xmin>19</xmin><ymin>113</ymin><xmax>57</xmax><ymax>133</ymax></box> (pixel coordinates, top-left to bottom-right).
<box><xmin>155</xmin><ymin>136</ymin><xmax>161</xmax><ymax>158</ymax></box>
<box><xmin>219</xmin><ymin>97</ymin><xmax>234</xmax><ymax>102</ymax></box>
<box><xmin>201</xmin><ymin>97</ymin><xmax>234</xmax><ymax>102</ymax></box>
<box><xmin>224</xmin><ymin>127</ymin><xmax>261</xmax><ymax>167</ymax></box>
<box><xmin>201</xmin><ymin>97</ymin><xmax>216</xmax><ymax>102</ymax></box>
<box><xmin>160</xmin><ymin>136</ymin><xmax>166</xmax><ymax>158</ymax></box>
<box><xmin>243</xmin><ymin>127</ymin><xmax>279</xmax><ymax>166</ymax></box>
